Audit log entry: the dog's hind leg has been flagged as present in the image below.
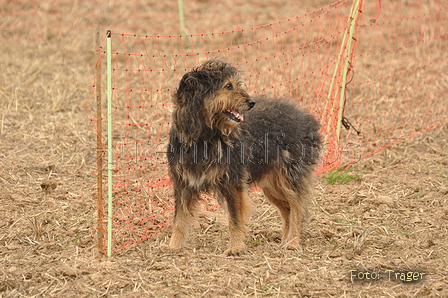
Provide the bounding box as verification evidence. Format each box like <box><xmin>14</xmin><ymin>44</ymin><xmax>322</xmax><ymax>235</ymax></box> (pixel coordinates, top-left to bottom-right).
<box><xmin>284</xmin><ymin>167</ymin><xmax>315</xmax><ymax>250</ymax></box>
<box><xmin>259</xmin><ymin>184</ymin><xmax>292</xmax><ymax>245</ymax></box>
<box><xmin>168</xmin><ymin>188</ymin><xmax>200</xmax><ymax>252</ymax></box>
<box><xmin>217</xmin><ymin>186</ymin><xmax>252</xmax><ymax>256</ymax></box>
<box><xmin>259</xmin><ymin>168</ymin><xmax>310</xmax><ymax>250</ymax></box>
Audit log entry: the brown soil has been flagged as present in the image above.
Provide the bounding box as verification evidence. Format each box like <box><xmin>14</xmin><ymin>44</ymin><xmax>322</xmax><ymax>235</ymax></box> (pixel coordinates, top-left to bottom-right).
<box><xmin>1</xmin><ymin>1</ymin><xmax>447</xmax><ymax>297</ymax></box>
<box><xmin>1</xmin><ymin>76</ymin><xmax>447</xmax><ymax>296</ymax></box>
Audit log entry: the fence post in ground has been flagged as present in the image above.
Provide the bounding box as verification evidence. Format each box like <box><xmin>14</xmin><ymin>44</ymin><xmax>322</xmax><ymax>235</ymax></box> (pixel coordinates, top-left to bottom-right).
<box><xmin>336</xmin><ymin>0</ymin><xmax>361</xmax><ymax>140</ymax></box>
<box><xmin>106</xmin><ymin>30</ymin><xmax>113</xmax><ymax>257</ymax></box>
<box><xmin>95</xmin><ymin>22</ymin><xmax>105</xmax><ymax>258</ymax></box>
<box><xmin>178</xmin><ymin>0</ymin><xmax>186</xmax><ymax>36</ymax></box>
<box><xmin>322</xmin><ymin>0</ymin><xmax>362</xmax><ymax>169</ymax></box>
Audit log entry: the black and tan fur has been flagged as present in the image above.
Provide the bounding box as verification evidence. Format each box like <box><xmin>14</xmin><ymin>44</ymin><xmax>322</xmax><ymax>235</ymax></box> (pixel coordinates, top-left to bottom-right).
<box><xmin>167</xmin><ymin>60</ymin><xmax>321</xmax><ymax>255</ymax></box>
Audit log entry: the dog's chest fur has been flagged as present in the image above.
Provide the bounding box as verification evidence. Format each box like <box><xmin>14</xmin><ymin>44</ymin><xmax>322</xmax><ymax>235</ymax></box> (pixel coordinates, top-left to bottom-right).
<box><xmin>169</xmin><ymin>132</ymin><xmax>246</xmax><ymax>190</ymax></box>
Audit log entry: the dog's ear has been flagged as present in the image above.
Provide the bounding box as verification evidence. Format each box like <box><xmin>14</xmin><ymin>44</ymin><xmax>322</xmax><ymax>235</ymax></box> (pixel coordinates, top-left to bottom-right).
<box><xmin>174</xmin><ymin>72</ymin><xmax>195</xmax><ymax>105</ymax></box>
<box><xmin>173</xmin><ymin>71</ymin><xmax>212</xmax><ymax>106</ymax></box>
<box><xmin>172</xmin><ymin>71</ymin><xmax>210</xmax><ymax>142</ymax></box>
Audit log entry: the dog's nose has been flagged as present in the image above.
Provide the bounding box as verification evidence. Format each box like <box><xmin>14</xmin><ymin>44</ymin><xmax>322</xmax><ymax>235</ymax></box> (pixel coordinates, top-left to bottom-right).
<box><xmin>247</xmin><ymin>99</ymin><xmax>256</xmax><ymax>109</ymax></box>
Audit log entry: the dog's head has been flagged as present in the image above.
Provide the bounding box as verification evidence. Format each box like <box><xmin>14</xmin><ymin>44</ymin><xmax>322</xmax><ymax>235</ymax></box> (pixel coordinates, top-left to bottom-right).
<box><xmin>172</xmin><ymin>60</ymin><xmax>255</xmax><ymax>141</ymax></box>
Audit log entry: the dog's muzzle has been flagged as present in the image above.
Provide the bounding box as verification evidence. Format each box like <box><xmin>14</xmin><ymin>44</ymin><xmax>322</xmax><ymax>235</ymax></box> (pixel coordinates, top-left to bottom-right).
<box><xmin>227</xmin><ymin>99</ymin><xmax>256</xmax><ymax>122</ymax></box>
<box><xmin>246</xmin><ymin>99</ymin><xmax>256</xmax><ymax>109</ymax></box>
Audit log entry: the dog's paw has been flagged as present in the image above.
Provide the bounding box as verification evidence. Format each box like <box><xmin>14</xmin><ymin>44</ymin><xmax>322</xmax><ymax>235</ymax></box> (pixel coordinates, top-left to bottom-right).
<box><xmin>224</xmin><ymin>246</ymin><xmax>245</xmax><ymax>257</ymax></box>
<box><xmin>160</xmin><ymin>243</ymin><xmax>181</xmax><ymax>253</ymax></box>
<box><xmin>282</xmin><ymin>238</ymin><xmax>301</xmax><ymax>250</ymax></box>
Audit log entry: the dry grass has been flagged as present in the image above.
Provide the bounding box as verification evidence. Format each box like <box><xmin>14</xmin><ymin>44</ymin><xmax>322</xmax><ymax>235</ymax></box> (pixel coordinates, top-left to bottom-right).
<box><xmin>1</xmin><ymin>0</ymin><xmax>447</xmax><ymax>297</ymax></box>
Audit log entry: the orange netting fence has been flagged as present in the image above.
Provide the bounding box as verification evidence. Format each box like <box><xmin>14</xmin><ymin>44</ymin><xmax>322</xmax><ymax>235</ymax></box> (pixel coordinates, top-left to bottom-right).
<box><xmin>84</xmin><ymin>0</ymin><xmax>447</xmax><ymax>255</ymax></box>
<box><xmin>343</xmin><ymin>1</ymin><xmax>447</xmax><ymax>163</ymax></box>
<box><xmin>88</xmin><ymin>1</ymin><xmax>352</xmax><ymax>255</ymax></box>
<box><xmin>4</xmin><ymin>0</ymin><xmax>446</xmax><ymax>256</ymax></box>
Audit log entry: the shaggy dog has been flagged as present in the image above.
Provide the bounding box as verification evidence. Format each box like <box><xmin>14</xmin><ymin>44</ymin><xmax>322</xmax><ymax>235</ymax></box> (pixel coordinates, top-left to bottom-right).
<box><xmin>166</xmin><ymin>60</ymin><xmax>321</xmax><ymax>255</ymax></box>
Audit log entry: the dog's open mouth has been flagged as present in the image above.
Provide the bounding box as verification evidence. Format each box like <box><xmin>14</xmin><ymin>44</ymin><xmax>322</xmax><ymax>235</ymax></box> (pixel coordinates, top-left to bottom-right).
<box><xmin>225</xmin><ymin>110</ymin><xmax>244</xmax><ymax>122</ymax></box>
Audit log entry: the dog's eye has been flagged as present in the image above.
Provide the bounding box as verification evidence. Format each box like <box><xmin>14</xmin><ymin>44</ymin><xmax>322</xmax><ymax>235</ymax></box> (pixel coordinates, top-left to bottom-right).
<box><xmin>224</xmin><ymin>83</ymin><xmax>233</xmax><ymax>90</ymax></box>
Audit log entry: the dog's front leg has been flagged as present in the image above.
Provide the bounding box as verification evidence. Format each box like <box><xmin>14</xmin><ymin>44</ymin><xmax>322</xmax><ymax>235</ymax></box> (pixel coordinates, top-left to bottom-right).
<box><xmin>168</xmin><ymin>188</ymin><xmax>200</xmax><ymax>252</ymax></box>
<box><xmin>218</xmin><ymin>187</ymin><xmax>252</xmax><ymax>256</ymax></box>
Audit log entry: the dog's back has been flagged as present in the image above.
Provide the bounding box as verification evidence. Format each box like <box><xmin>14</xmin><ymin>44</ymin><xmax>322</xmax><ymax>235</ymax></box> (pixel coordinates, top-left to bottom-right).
<box><xmin>239</xmin><ymin>97</ymin><xmax>321</xmax><ymax>183</ymax></box>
